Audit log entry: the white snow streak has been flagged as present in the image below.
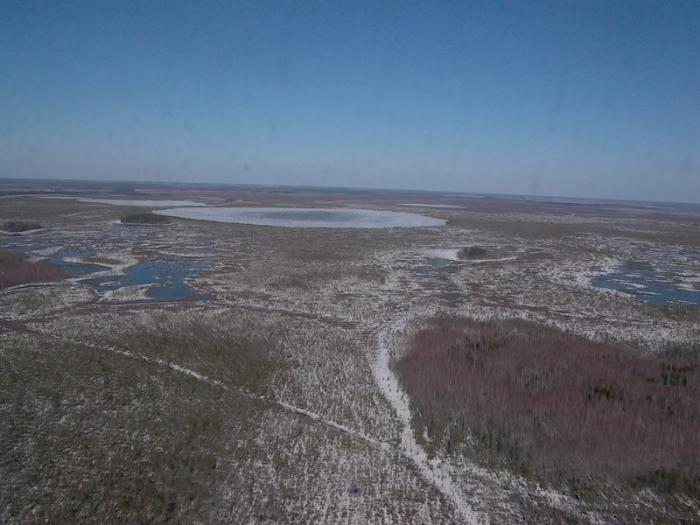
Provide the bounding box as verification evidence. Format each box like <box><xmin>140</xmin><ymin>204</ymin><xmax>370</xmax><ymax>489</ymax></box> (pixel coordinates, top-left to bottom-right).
<box><xmin>371</xmin><ymin>321</ymin><xmax>485</xmax><ymax>524</ymax></box>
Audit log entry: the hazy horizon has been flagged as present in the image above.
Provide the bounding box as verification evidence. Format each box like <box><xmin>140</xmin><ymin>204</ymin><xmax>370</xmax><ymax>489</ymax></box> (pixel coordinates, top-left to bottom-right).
<box><xmin>8</xmin><ymin>175</ymin><xmax>700</xmax><ymax>208</ymax></box>
<box><xmin>2</xmin><ymin>1</ymin><xmax>699</xmax><ymax>203</ymax></box>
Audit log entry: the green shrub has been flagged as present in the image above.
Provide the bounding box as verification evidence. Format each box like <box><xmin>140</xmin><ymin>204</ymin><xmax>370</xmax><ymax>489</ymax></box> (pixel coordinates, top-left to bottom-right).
<box><xmin>457</xmin><ymin>245</ymin><xmax>487</xmax><ymax>259</ymax></box>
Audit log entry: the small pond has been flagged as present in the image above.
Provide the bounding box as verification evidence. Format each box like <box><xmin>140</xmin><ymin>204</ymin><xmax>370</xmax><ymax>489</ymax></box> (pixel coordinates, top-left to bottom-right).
<box><xmin>592</xmin><ymin>262</ymin><xmax>700</xmax><ymax>306</ymax></box>
<box><xmin>1</xmin><ymin>239</ymin><xmax>207</xmax><ymax>301</ymax></box>
<box><xmin>46</xmin><ymin>247</ymin><xmax>108</xmax><ymax>276</ymax></box>
<box><xmin>83</xmin><ymin>260</ymin><xmax>208</xmax><ymax>300</ymax></box>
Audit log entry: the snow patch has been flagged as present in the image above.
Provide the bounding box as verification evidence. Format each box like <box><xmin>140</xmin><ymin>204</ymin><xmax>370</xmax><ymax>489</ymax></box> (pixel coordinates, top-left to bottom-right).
<box><xmin>371</xmin><ymin>318</ymin><xmax>485</xmax><ymax>524</ymax></box>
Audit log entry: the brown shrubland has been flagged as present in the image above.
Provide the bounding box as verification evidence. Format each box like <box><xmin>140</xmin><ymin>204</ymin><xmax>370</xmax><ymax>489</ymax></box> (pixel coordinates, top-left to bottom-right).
<box><xmin>0</xmin><ymin>251</ymin><xmax>70</xmax><ymax>288</ymax></box>
<box><xmin>1</xmin><ymin>221</ymin><xmax>41</xmax><ymax>233</ymax></box>
<box><xmin>395</xmin><ymin>316</ymin><xmax>700</xmax><ymax>495</ymax></box>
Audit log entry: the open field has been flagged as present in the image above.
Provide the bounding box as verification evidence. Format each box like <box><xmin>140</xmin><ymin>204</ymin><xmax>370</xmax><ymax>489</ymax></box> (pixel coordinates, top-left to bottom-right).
<box><xmin>1</xmin><ymin>180</ymin><xmax>700</xmax><ymax>523</ymax></box>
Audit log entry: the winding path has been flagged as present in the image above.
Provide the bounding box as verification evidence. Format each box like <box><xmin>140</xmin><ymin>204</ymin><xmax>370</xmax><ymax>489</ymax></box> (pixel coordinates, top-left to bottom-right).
<box><xmin>370</xmin><ymin>320</ymin><xmax>484</xmax><ymax>524</ymax></box>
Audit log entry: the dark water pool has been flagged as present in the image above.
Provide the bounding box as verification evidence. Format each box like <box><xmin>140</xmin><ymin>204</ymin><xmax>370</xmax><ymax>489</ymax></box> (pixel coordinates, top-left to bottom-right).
<box><xmin>592</xmin><ymin>262</ymin><xmax>700</xmax><ymax>306</ymax></box>
<box><xmin>1</xmin><ymin>242</ymin><xmax>106</xmax><ymax>276</ymax></box>
<box><xmin>0</xmin><ymin>242</ymin><xmax>108</xmax><ymax>275</ymax></box>
<box><xmin>427</xmin><ymin>257</ymin><xmax>451</xmax><ymax>267</ymax></box>
<box><xmin>46</xmin><ymin>248</ymin><xmax>108</xmax><ymax>276</ymax></box>
<box><xmin>83</xmin><ymin>260</ymin><xmax>208</xmax><ymax>300</ymax></box>
<box><xmin>2</xmin><ymin>238</ymin><xmax>208</xmax><ymax>300</ymax></box>
<box><xmin>414</xmin><ymin>257</ymin><xmax>451</xmax><ymax>280</ymax></box>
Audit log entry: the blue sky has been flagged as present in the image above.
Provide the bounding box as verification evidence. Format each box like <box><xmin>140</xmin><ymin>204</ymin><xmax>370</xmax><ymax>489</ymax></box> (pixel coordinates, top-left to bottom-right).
<box><xmin>1</xmin><ymin>1</ymin><xmax>698</xmax><ymax>202</ymax></box>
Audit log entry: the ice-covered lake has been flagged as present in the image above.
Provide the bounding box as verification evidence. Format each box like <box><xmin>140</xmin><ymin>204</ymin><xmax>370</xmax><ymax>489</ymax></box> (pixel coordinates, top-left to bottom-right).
<box><xmin>154</xmin><ymin>207</ymin><xmax>446</xmax><ymax>228</ymax></box>
<box><xmin>38</xmin><ymin>196</ymin><xmax>206</xmax><ymax>207</ymax></box>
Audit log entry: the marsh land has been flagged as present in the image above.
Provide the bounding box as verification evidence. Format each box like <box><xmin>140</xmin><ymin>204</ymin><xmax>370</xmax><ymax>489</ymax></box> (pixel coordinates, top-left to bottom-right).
<box><xmin>1</xmin><ymin>180</ymin><xmax>699</xmax><ymax>523</ymax></box>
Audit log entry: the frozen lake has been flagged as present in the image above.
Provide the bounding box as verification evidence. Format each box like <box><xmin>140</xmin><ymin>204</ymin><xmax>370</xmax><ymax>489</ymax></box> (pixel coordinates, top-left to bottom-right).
<box><xmin>38</xmin><ymin>196</ymin><xmax>206</xmax><ymax>207</ymax></box>
<box><xmin>154</xmin><ymin>207</ymin><xmax>446</xmax><ymax>228</ymax></box>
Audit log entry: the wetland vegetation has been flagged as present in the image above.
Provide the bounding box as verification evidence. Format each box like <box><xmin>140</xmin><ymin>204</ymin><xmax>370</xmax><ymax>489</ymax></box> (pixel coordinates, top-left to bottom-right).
<box><xmin>2</xmin><ymin>182</ymin><xmax>699</xmax><ymax>523</ymax></box>
<box><xmin>458</xmin><ymin>245</ymin><xmax>488</xmax><ymax>259</ymax></box>
<box><xmin>0</xmin><ymin>250</ymin><xmax>70</xmax><ymax>288</ymax></box>
<box><xmin>120</xmin><ymin>212</ymin><xmax>172</xmax><ymax>225</ymax></box>
<box><xmin>395</xmin><ymin>316</ymin><xmax>700</xmax><ymax>502</ymax></box>
<box><xmin>1</xmin><ymin>221</ymin><xmax>41</xmax><ymax>233</ymax></box>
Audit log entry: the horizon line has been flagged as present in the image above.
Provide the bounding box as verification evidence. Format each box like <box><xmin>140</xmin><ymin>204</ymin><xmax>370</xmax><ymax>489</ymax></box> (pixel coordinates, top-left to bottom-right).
<box><xmin>2</xmin><ymin>176</ymin><xmax>699</xmax><ymax>209</ymax></box>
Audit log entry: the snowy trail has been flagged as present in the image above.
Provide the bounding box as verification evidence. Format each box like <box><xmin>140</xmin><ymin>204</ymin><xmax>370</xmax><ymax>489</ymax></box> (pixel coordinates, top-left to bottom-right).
<box><xmin>7</xmin><ymin>296</ymin><xmax>487</xmax><ymax>520</ymax></box>
<box><xmin>275</xmin><ymin>400</ymin><xmax>393</xmax><ymax>452</ymax></box>
<box><xmin>370</xmin><ymin>320</ymin><xmax>485</xmax><ymax>524</ymax></box>
<box><xmin>366</xmin><ymin>252</ymin><xmax>486</xmax><ymax>523</ymax></box>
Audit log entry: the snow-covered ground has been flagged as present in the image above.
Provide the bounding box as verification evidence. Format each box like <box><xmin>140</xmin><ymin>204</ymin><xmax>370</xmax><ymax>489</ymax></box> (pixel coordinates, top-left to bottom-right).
<box><xmin>2</xmin><ymin>189</ymin><xmax>699</xmax><ymax>522</ymax></box>
<box><xmin>371</xmin><ymin>316</ymin><xmax>485</xmax><ymax>523</ymax></box>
